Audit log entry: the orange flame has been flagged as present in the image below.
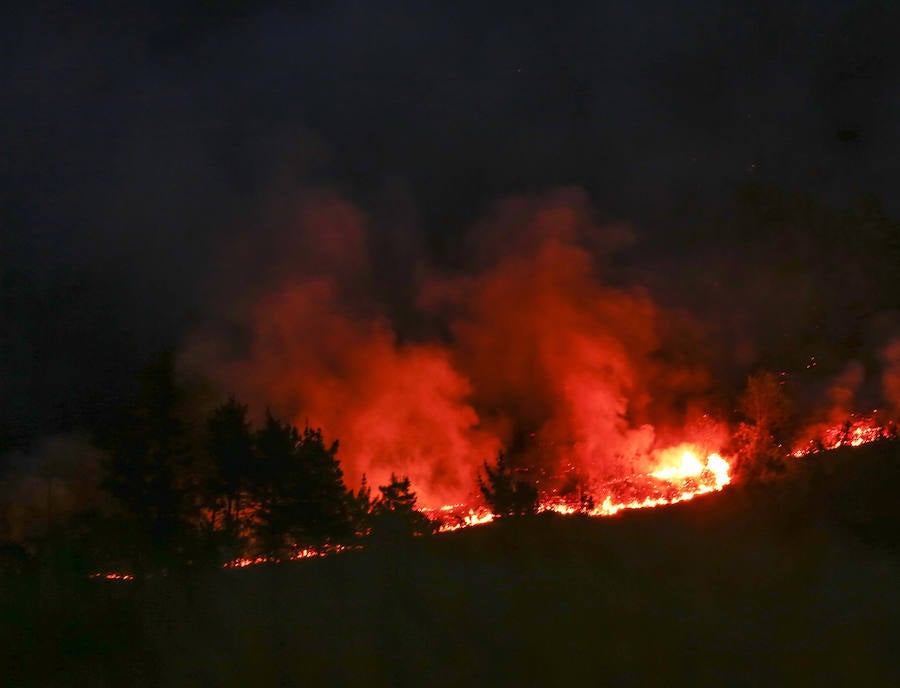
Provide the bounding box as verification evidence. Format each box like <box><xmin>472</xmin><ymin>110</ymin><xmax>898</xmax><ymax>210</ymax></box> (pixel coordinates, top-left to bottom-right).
<box><xmin>433</xmin><ymin>444</ymin><xmax>732</xmax><ymax>531</ymax></box>
<box><xmin>791</xmin><ymin>414</ymin><xmax>895</xmax><ymax>457</ymax></box>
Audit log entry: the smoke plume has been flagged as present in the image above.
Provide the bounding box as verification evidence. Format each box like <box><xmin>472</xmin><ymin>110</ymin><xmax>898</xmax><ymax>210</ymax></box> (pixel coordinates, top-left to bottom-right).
<box><xmin>185</xmin><ymin>188</ymin><xmax>728</xmax><ymax>505</ymax></box>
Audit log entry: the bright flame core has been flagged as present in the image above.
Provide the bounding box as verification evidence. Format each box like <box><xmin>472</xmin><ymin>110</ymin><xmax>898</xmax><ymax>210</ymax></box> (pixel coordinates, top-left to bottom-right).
<box><xmin>650</xmin><ymin>449</ymin><xmax>705</xmax><ymax>481</ymax></box>
<box><xmin>647</xmin><ymin>447</ymin><xmax>731</xmax><ymax>491</ymax></box>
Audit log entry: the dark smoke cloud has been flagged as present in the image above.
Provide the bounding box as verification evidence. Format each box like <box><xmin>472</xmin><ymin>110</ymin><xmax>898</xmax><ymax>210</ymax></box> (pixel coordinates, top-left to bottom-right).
<box><xmin>3</xmin><ymin>0</ymin><xmax>899</xmax><ymax>455</ymax></box>
<box><xmin>0</xmin><ymin>434</ymin><xmax>106</xmax><ymax>541</ymax></box>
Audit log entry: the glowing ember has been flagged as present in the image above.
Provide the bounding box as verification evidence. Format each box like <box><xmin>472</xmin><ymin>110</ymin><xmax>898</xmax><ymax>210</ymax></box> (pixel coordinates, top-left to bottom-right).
<box><xmin>89</xmin><ymin>572</ymin><xmax>135</xmax><ymax>581</ymax></box>
<box><xmin>224</xmin><ymin>556</ymin><xmax>274</xmax><ymax>568</ymax></box>
<box><xmin>223</xmin><ymin>543</ymin><xmax>358</xmax><ymax>569</ymax></box>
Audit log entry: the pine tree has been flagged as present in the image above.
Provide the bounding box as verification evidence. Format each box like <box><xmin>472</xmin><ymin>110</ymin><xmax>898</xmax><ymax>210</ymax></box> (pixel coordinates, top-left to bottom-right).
<box><xmin>206</xmin><ymin>397</ymin><xmax>254</xmax><ymax>531</ymax></box>
<box><xmin>479</xmin><ymin>451</ymin><xmax>538</xmax><ymax>517</ymax></box>
<box><xmin>292</xmin><ymin>426</ymin><xmax>351</xmax><ymax>542</ymax></box>
<box><xmin>101</xmin><ymin>351</ymin><xmax>192</xmax><ymax>571</ymax></box>
<box><xmin>371</xmin><ymin>474</ymin><xmax>435</xmax><ymax>537</ymax></box>
<box><xmin>252</xmin><ymin>415</ymin><xmax>351</xmax><ymax>555</ymax></box>
<box><xmin>349</xmin><ymin>474</ymin><xmax>373</xmax><ymax>537</ymax></box>
<box><xmin>251</xmin><ymin>412</ymin><xmax>300</xmax><ymax>555</ymax></box>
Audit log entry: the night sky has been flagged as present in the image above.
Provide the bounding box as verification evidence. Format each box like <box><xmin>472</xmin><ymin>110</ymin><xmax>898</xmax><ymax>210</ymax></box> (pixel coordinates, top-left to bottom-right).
<box><xmin>2</xmin><ymin>0</ymin><xmax>899</xmax><ymax>451</ymax></box>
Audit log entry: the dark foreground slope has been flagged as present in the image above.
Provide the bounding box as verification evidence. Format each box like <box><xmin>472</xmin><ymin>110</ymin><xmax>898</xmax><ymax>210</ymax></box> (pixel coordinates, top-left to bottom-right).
<box><xmin>4</xmin><ymin>441</ymin><xmax>900</xmax><ymax>687</ymax></box>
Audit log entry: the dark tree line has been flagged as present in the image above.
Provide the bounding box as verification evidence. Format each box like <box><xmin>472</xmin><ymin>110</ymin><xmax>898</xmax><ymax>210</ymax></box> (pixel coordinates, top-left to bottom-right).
<box><xmin>2</xmin><ymin>349</ymin><xmax>852</xmax><ymax>582</ymax></box>
<box><xmin>0</xmin><ymin>350</ymin><xmax>634</xmax><ymax>579</ymax></box>
<box><xmin>74</xmin><ymin>352</ymin><xmax>551</xmax><ymax>576</ymax></box>
<box><xmin>91</xmin><ymin>353</ymin><xmax>444</xmax><ymax>573</ymax></box>
<box><xmin>93</xmin><ymin>354</ymin><xmax>794</xmax><ymax>574</ymax></box>
<box><xmin>99</xmin><ymin>352</ymin><xmax>193</xmax><ymax>571</ymax></box>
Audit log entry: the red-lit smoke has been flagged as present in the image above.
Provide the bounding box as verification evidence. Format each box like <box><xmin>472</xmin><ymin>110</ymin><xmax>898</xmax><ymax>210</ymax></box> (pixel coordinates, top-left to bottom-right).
<box><xmin>420</xmin><ymin>192</ymin><xmax>716</xmax><ymax>485</ymax></box>
<box><xmin>182</xmin><ymin>190</ymin><xmax>748</xmax><ymax>506</ymax></box>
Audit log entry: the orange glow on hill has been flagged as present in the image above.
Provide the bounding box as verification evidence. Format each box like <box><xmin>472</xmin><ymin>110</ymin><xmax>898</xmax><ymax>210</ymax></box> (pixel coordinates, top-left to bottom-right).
<box><xmin>435</xmin><ymin>443</ymin><xmax>733</xmax><ymax>531</ymax></box>
<box><xmin>791</xmin><ymin>414</ymin><xmax>896</xmax><ymax>458</ymax></box>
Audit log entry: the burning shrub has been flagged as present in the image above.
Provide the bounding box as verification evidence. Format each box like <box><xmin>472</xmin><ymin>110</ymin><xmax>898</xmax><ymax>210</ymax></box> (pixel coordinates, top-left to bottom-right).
<box><xmin>731</xmin><ymin>372</ymin><xmax>792</xmax><ymax>482</ymax></box>
<box><xmin>731</xmin><ymin>422</ymin><xmax>787</xmax><ymax>483</ymax></box>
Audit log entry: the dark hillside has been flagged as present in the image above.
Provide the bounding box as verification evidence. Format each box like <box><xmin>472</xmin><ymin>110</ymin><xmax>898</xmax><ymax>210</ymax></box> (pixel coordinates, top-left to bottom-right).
<box><xmin>4</xmin><ymin>441</ymin><xmax>900</xmax><ymax>686</ymax></box>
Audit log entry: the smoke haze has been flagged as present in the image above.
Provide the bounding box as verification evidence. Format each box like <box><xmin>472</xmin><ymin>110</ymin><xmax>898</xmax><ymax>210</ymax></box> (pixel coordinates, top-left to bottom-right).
<box><xmin>186</xmin><ymin>189</ymin><xmax>728</xmax><ymax>504</ymax></box>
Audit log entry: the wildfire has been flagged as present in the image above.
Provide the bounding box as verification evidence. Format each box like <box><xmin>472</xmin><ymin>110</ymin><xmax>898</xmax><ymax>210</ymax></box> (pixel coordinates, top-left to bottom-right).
<box><xmin>649</xmin><ymin>446</ymin><xmax>732</xmax><ymax>490</ymax></box>
<box><xmin>432</xmin><ymin>507</ymin><xmax>497</xmax><ymax>532</ymax></box>
<box><xmin>546</xmin><ymin>447</ymin><xmax>731</xmax><ymax>517</ymax></box>
<box><xmin>89</xmin><ymin>414</ymin><xmax>896</xmax><ymax>578</ymax></box>
<box><xmin>650</xmin><ymin>450</ymin><xmax>705</xmax><ymax>481</ymax></box>
<box><xmin>427</xmin><ymin>414</ymin><xmax>893</xmax><ymax>532</ymax></box>
<box><xmin>434</xmin><ymin>445</ymin><xmax>733</xmax><ymax>532</ymax></box>
<box><xmin>791</xmin><ymin>414</ymin><xmax>896</xmax><ymax>458</ymax></box>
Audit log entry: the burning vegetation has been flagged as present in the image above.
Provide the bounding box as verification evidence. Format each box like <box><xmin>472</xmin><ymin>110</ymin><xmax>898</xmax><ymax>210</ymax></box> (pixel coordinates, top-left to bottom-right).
<box><xmin>74</xmin><ymin>353</ymin><xmax>897</xmax><ymax>577</ymax></box>
<box><xmin>3</xmin><ymin>191</ymin><xmax>900</xmax><ymax>578</ymax></box>
<box><xmin>791</xmin><ymin>413</ymin><xmax>897</xmax><ymax>457</ymax></box>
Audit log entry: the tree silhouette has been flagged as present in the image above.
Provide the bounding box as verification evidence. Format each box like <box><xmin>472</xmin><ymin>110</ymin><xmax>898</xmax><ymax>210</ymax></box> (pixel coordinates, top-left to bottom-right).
<box><xmin>195</xmin><ymin>396</ymin><xmax>257</xmax><ymax>562</ymax></box>
<box><xmin>252</xmin><ymin>414</ymin><xmax>351</xmax><ymax>555</ymax></box>
<box><xmin>252</xmin><ymin>412</ymin><xmax>300</xmax><ymax>555</ymax></box>
<box><xmin>479</xmin><ymin>451</ymin><xmax>538</xmax><ymax>516</ymax></box>
<box><xmin>371</xmin><ymin>474</ymin><xmax>436</xmax><ymax>538</ymax></box>
<box><xmin>100</xmin><ymin>351</ymin><xmax>192</xmax><ymax>570</ymax></box>
<box><xmin>205</xmin><ymin>397</ymin><xmax>254</xmax><ymax>533</ymax></box>
<box><xmin>292</xmin><ymin>425</ymin><xmax>352</xmax><ymax>542</ymax></box>
<box><xmin>349</xmin><ymin>474</ymin><xmax>373</xmax><ymax>537</ymax></box>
